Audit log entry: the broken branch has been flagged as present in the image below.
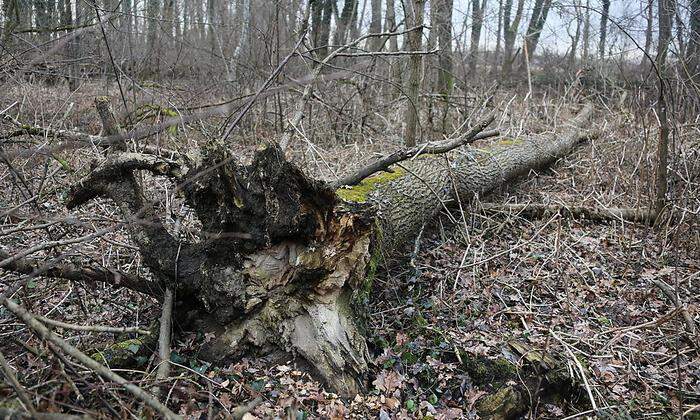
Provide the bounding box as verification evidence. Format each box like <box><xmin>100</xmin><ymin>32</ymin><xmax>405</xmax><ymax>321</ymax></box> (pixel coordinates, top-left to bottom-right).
<box><xmin>0</xmin><ymin>298</ymin><xmax>180</xmax><ymax>419</ymax></box>
<box><xmin>333</xmin><ymin>114</ymin><xmax>497</xmax><ymax>188</ymax></box>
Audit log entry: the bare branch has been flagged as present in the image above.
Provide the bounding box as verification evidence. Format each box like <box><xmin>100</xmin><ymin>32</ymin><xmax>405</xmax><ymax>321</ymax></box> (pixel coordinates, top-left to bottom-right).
<box><xmin>0</xmin><ymin>298</ymin><xmax>180</xmax><ymax>420</ymax></box>
<box><xmin>0</xmin><ymin>248</ymin><xmax>161</xmax><ymax>297</ymax></box>
<box><xmin>333</xmin><ymin>114</ymin><xmax>497</xmax><ymax>188</ymax></box>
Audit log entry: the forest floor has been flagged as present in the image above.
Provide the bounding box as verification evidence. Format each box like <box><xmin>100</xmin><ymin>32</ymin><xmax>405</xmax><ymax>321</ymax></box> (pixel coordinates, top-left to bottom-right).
<box><xmin>0</xmin><ymin>80</ymin><xmax>698</xmax><ymax>419</ymax></box>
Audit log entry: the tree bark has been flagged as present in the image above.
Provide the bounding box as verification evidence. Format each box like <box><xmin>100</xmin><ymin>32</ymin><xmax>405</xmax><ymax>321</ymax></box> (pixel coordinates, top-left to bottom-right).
<box><xmin>369</xmin><ymin>0</ymin><xmax>382</xmax><ymax>50</ymax></box>
<box><xmin>501</xmin><ymin>0</ymin><xmax>525</xmax><ymax>77</ymax></box>
<box><xmin>599</xmin><ymin>0</ymin><xmax>611</xmax><ymax>59</ymax></box>
<box><xmin>62</xmin><ymin>99</ymin><xmax>594</xmax><ymax>398</ymax></box>
<box><xmin>468</xmin><ymin>0</ymin><xmax>487</xmax><ymax>73</ymax></box>
<box><xmin>519</xmin><ymin>0</ymin><xmax>552</xmax><ymax>72</ymax></box>
<box><xmin>402</xmin><ymin>0</ymin><xmax>426</xmax><ymax>147</ymax></box>
<box><xmin>688</xmin><ymin>0</ymin><xmax>700</xmax><ymax>75</ymax></box>
<box><xmin>656</xmin><ymin>0</ymin><xmax>672</xmax><ymax>218</ymax></box>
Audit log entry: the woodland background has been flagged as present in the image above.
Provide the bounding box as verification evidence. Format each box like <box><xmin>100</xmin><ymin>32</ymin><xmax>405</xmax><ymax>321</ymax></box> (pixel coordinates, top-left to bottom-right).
<box><xmin>0</xmin><ymin>0</ymin><xmax>699</xmax><ymax>418</ymax></box>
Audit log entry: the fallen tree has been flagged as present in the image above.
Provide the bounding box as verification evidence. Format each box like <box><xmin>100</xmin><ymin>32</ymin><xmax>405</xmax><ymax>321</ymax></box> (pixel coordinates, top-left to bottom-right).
<box><xmin>3</xmin><ymin>101</ymin><xmax>594</xmax><ymax>404</ymax></box>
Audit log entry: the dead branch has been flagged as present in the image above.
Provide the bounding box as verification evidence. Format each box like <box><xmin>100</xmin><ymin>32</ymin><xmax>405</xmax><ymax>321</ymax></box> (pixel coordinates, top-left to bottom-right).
<box><xmin>66</xmin><ymin>152</ymin><xmax>186</xmax><ymax>208</ymax></box>
<box><xmin>36</xmin><ymin>315</ymin><xmax>151</xmax><ymax>335</ymax></box>
<box><xmin>333</xmin><ymin>114</ymin><xmax>497</xmax><ymax>188</ymax></box>
<box><xmin>479</xmin><ymin>202</ymin><xmax>656</xmax><ymax>224</ymax></box>
<box><xmin>0</xmin><ymin>249</ymin><xmax>161</xmax><ymax>297</ymax></box>
<box><xmin>649</xmin><ymin>278</ymin><xmax>698</xmax><ymax>340</ymax></box>
<box><xmin>153</xmin><ymin>288</ymin><xmax>174</xmax><ymax>395</ymax></box>
<box><xmin>0</xmin><ymin>350</ymin><xmax>38</xmax><ymax>417</ymax></box>
<box><xmin>0</xmin><ymin>297</ymin><xmax>181</xmax><ymax>420</ymax></box>
<box><xmin>279</xmin><ymin>26</ymin><xmax>427</xmax><ymax>151</ymax></box>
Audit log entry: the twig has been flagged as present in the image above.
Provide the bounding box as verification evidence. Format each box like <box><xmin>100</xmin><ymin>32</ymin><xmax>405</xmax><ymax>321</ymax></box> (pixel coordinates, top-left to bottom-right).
<box><xmin>551</xmin><ymin>331</ymin><xmax>598</xmax><ymax>411</ymax></box>
<box><xmin>0</xmin><ymin>350</ymin><xmax>38</xmax><ymax>417</ymax></box>
<box><xmin>650</xmin><ymin>278</ymin><xmax>698</xmax><ymax>339</ymax></box>
<box><xmin>0</xmin><ymin>297</ymin><xmax>181</xmax><ymax>420</ymax></box>
<box><xmin>333</xmin><ymin>115</ymin><xmax>497</xmax><ymax>188</ymax></box>
<box><xmin>221</xmin><ymin>31</ymin><xmax>307</xmax><ymax>141</ymax></box>
<box><xmin>153</xmin><ymin>288</ymin><xmax>174</xmax><ymax>396</ymax></box>
<box><xmin>280</xmin><ymin>26</ymin><xmax>427</xmax><ymax>151</ymax></box>
<box><xmin>36</xmin><ymin>315</ymin><xmax>151</xmax><ymax>335</ymax></box>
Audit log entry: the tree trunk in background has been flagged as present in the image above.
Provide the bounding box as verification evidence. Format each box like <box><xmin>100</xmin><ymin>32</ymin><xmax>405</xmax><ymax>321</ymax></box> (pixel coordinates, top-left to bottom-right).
<box><xmin>70</xmin><ymin>0</ymin><xmax>83</xmax><ymax>91</ymax></box>
<box><xmin>568</xmin><ymin>0</ymin><xmax>582</xmax><ymax>68</ymax></box>
<box><xmin>34</xmin><ymin>0</ymin><xmax>50</xmax><ymax>42</ymax></box>
<box><xmin>384</xmin><ymin>0</ymin><xmax>402</xmax><ymax>97</ymax></box>
<box><xmin>2</xmin><ymin>0</ymin><xmax>20</xmax><ymax>49</ymax></box>
<box><xmin>146</xmin><ymin>0</ymin><xmax>160</xmax><ymax>74</ymax></box>
<box><xmin>644</xmin><ymin>0</ymin><xmax>654</xmax><ymax>63</ymax></box>
<box><xmin>311</xmin><ymin>0</ymin><xmax>333</xmax><ymax>58</ymax></box>
<box><xmin>491</xmin><ymin>0</ymin><xmax>504</xmax><ymax>74</ymax></box>
<box><xmin>369</xmin><ymin>0</ymin><xmax>382</xmax><ymax>50</ymax></box>
<box><xmin>402</xmin><ymin>0</ymin><xmax>425</xmax><ymax>147</ymax></box>
<box><xmin>582</xmin><ymin>0</ymin><xmax>590</xmax><ymax>60</ymax></box>
<box><xmin>690</xmin><ymin>0</ymin><xmax>700</xmax><ymax>75</ymax></box>
<box><xmin>519</xmin><ymin>0</ymin><xmax>552</xmax><ymax>72</ymax></box>
<box><xmin>468</xmin><ymin>0</ymin><xmax>487</xmax><ymax>73</ymax></box>
<box><xmin>501</xmin><ymin>0</ymin><xmax>525</xmax><ymax>77</ymax></box>
<box><xmin>334</xmin><ymin>0</ymin><xmax>357</xmax><ymax>46</ymax></box>
<box><xmin>384</xmin><ymin>0</ymin><xmax>397</xmax><ymax>47</ymax></box>
<box><xmin>674</xmin><ymin>0</ymin><xmax>685</xmax><ymax>58</ymax></box>
<box><xmin>598</xmin><ymin>0</ymin><xmax>610</xmax><ymax>59</ymax></box>
<box><xmin>656</xmin><ymin>0</ymin><xmax>672</xmax><ymax>217</ymax></box>
<box><xmin>435</xmin><ymin>0</ymin><xmax>453</xmax><ymax>133</ymax></box>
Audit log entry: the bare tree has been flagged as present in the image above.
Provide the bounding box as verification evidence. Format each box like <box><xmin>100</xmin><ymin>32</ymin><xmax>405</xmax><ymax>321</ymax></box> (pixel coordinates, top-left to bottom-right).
<box><xmin>403</xmin><ymin>0</ymin><xmax>426</xmax><ymax>147</ymax></box>
<box><xmin>519</xmin><ymin>0</ymin><xmax>553</xmax><ymax>72</ymax></box>
<box><xmin>599</xmin><ymin>0</ymin><xmax>611</xmax><ymax>58</ymax></box>
<box><xmin>656</xmin><ymin>0</ymin><xmax>672</xmax><ymax>217</ymax></box>
<box><xmin>502</xmin><ymin>0</ymin><xmax>526</xmax><ymax>77</ymax></box>
<box><xmin>469</xmin><ymin>0</ymin><xmax>488</xmax><ymax>73</ymax></box>
<box><xmin>369</xmin><ymin>0</ymin><xmax>383</xmax><ymax>50</ymax></box>
<box><xmin>690</xmin><ymin>0</ymin><xmax>700</xmax><ymax>75</ymax></box>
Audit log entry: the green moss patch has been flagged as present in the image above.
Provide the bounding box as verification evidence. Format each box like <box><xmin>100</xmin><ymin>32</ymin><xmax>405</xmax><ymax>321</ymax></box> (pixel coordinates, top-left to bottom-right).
<box><xmin>336</xmin><ymin>168</ymin><xmax>406</xmax><ymax>203</ymax></box>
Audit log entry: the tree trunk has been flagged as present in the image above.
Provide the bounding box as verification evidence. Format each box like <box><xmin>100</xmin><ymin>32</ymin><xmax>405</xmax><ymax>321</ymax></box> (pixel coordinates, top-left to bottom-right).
<box><xmin>568</xmin><ymin>1</ymin><xmax>582</xmax><ymax>69</ymax></box>
<box><xmin>599</xmin><ymin>0</ymin><xmax>611</xmax><ymax>59</ymax></box>
<box><xmin>65</xmin><ymin>102</ymin><xmax>593</xmax><ymax>397</ymax></box>
<box><xmin>688</xmin><ymin>0</ymin><xmax>700</xmax><ymax>75</ymax></box>
<box><xmin>402</xmin><ymin>0</ymin><xmax>426</xmax><ymax>147</ymax></box>
<box><xmin>501</xmin><ymin>0</ymin><xmax>525</xmax><ymax>78</ymax></box>
<box><xmin>519</xmin><ymin>0</ymin><xmax>552</xmax><ymax>72</ymax></box>
<box><xmin>434</xmin><ymin>0</ymin><xmax>454</xmax><ymax>133</ymax></box>
<box><xmin>491</xmin><ymin>0</ymin><xmax>504</xmax><ymax>75</ymax></box>
<box><xmin>311</xmin><ymin>0</ymin><xmax>333</xmax><ymax>58</ymax></box>
<box><xmin>644</xmin><ymin>0</ymin><xmax>654</xmax><ymax>64</ymax></box>
<box><xmin>582</xmin><ymin>0</ymin><xmax>590</xmax><ymax>60</ymax></box>
<box><xmin>369</xmin><ymin>0</ymin><xmax>382</xmax><ymax>50</ymax></box>
<box><xmin>656</xmin><ymin>0</ymin><xmax>672</xmax><ymax>217</ymax></box>
<box><xmin>469</xmin><ymin>0</ymin><xmax>487</xmax><ymax>73</ymax></box>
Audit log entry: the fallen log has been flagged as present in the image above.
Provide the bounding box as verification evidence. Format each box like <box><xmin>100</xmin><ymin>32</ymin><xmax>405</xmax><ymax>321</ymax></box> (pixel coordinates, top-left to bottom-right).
<box><xmin>3</xmin><ymin>101</ymin><xmax>595</xmax><ymax>400</ymax></box>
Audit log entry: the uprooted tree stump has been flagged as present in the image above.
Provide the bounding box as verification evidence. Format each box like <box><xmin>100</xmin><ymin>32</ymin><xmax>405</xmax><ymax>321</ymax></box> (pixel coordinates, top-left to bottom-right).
<box><xmin>60</xmin><ymin>101</ymin><xmax>594</xmax><ymax>403</ymax></box>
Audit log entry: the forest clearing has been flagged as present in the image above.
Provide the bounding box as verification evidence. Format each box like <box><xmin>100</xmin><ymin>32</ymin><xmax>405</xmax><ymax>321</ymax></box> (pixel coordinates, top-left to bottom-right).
<box><xmin>0</xmin><ymin>0</ymin><xmax>699</xmax><ymax>418</ymax></box>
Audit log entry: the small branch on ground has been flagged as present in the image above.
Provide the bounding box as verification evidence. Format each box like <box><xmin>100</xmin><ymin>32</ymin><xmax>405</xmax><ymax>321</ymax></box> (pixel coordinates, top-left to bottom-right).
<box><xmin>0</xmin><ymin>350</ymin><xmax>38</xmax><ymax>417</ymax></box>
<box><xmin>479</xmin><ymin>202</ymin><xmax>656</xmax><ymax>224</ymax></box>
<box><xmin>36</xmin><ymin>315</ymin><xmax>151</xmax><ymax>335</ymax></box>
<box><xmin>153</xmin><ymin>287</ymin><xmax>174</xmax><ymax>397</ymax></box>
<box><xmin>333</xmin><ymin>114</ymin><xmax>497</xmax><ymax>188</ymax></box>
<box><xmin>0</xmin><ymin>297</ymin><xmax>181</xmax><ymax>420</ymax></box>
